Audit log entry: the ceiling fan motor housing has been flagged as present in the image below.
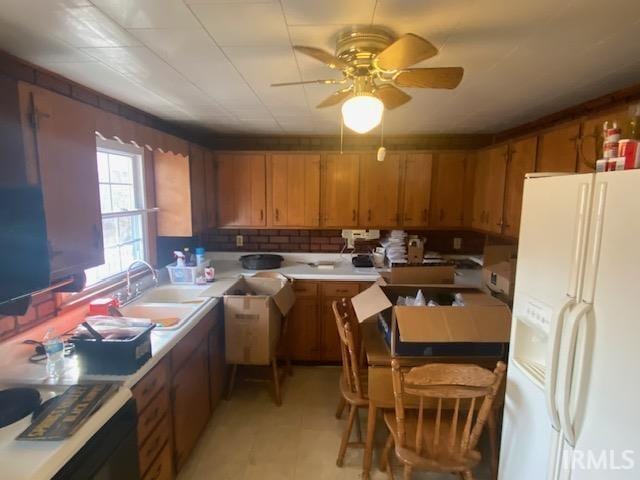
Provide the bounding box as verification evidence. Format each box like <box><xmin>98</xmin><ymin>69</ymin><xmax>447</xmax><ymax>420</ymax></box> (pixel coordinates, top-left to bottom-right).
<box><xmin>335</xmin><ymin>26</ymin><xmax>394</xmax><ymax>71</ymax></box>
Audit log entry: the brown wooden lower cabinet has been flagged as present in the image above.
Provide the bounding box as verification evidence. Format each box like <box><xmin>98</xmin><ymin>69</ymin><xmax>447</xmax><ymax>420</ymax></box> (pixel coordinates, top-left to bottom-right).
<box><xmin>172</xmin><ymin>337</ymin><xmax>211</xmax><ymax>471</ymax></box>
<box><xmin>131</xmin><ymin>305</ymin><xmax>226</xmax><ymax>478</ymax></box>
<box><xmin>287</xmin><ymin>280</ymin><xmax>370</xmax><ymax>362</ymax></box>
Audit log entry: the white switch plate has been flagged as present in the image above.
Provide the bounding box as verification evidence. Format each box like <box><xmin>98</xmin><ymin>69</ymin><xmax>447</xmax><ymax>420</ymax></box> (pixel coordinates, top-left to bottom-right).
<box><xmin>236</xmin><ymin>235</ymin><xmax>243</xmax><ymax>247</ymax></box>
<box><xmin>453</xmin><ymin>237</ymin><xmax>462</xmax><ymax>250</ymax></box>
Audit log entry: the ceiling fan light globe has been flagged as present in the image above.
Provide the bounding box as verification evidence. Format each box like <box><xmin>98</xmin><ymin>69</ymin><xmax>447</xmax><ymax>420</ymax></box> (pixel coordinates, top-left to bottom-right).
<box><xmin>341</xmin><ymin>95</ymin><xmax>384</xmax><ymax>134</ymax></box>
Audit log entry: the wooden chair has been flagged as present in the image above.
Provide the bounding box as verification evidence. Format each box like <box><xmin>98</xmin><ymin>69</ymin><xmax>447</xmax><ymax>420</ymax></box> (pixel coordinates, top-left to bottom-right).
<box><xmin>380</xmin><ymin>359</ymin><xmax>506</xmax><ymax>480</ymax></box>
<box><xmin>332</xmin><ymin>298</ymin><xmax>368</xmax><ymax>467</ymax></box>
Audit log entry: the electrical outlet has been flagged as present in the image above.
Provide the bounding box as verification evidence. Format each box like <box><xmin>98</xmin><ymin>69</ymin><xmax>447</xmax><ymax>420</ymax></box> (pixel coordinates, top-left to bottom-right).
<box><xmin>236</xmin><ymin>235</ymin><xmax>244</xmax><ymax>247</ymax></box>
<box><xmin>453</xmin><ymin>237</ymin><xmax>462</xmax><ymax>250</ymax></box>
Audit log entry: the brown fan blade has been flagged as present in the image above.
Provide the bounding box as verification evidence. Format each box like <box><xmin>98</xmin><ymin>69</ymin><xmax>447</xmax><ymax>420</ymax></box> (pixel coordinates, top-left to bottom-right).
<box><xmin>316</xmin><ymin>88</ymin><xmax>352</xmax><ymax>108</ymax></box>
<box><xmin>375</xmin><ymin>33</ymin><xmax>438</xmax><ymax>71</ymax></box>
<box><xmin>394</xmin><ymin>67</ymin><xmax>464</xmax><ymax>89</ymax></box>
<box><xmin>271</xmin><ymin>79</ymin><xmax>341</xmax><ymax>87</ymax></box>
<box><xmin>293</xmin><ymin>46</ymin><xmax>348</xmax><ymax>70</ymax></box>
<box><xmin>374</xmin><ymin>84</ymin><xmax>412</xmax><ymax>110</ymax></box>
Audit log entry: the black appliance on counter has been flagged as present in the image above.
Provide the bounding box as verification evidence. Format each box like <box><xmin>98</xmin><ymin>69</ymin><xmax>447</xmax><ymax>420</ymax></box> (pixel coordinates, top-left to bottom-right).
<box><xmin>52</xmin><ymin>399</ymin><xmax>140</xmax><ymax>480</ymax></box>
<box><xmin>239</xmin><ymin>254</ymin><xmax>284</xmax><ymax>270</ymax></box>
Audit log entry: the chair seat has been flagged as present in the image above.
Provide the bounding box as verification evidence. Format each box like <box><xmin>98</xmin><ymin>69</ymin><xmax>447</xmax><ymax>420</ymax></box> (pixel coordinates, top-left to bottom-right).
<box><xmin>383</xmin><ymin>410</ymin><xmax>482</xmax><ymax>473</ymax></box>
<box><xmin>339</xmin><ymin>372</ymin><xmax>368</xmax><ymax>406</ymax></box>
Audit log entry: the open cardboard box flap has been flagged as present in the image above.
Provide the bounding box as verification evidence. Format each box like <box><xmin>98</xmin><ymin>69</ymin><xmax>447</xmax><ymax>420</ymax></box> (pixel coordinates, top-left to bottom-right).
<box><xmin>225</xmin><ymin>276</ymin><xmax>296</xmax><ymax>316</ymax></box>
<box><xmin>380</xmin><ymin>265</ymin><xmax>455</xmax><ymax>285</ymax></box>
<box><xmin>352</xmin><ymin>283</ymin><xmax>511</xmax><ymax>343</ymax></box>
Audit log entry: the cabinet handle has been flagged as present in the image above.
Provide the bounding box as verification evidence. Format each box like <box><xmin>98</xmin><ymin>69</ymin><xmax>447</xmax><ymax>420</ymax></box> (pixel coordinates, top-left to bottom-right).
<box><xmin>352</xmin><ymin>210</ymin><xmax>356</xmax><ymax>222</ymax></box>
<box><xmin>439</xmin><ymin>208</ymin><xmax>444</xmax><ymax>221</ymax></box>
<box><xmin>367</xmin><ymin>209</ymin><xmax>372</xmax><ymax>222</ymax></box>
<box><xmin>260</xmin><ymin>209</ymin><xmax>264</xmax><ymax>221</ymax></box>
<box><xmin>422</xmin><ymin>209</ymin><xmax>428</xmax><ymax>222</ymax></box>
<box><xmin>404</xmin><ymin>215</ymin><xmax>412</xmax><ymax>222</ymax></box>
<box><xmin>142</xmin><ymin>378</ymin><xmax>157</xmax><ymax>397</ymax></box>
<box><xmin>147</xmin><ymin>461</ymin><xmax>162</xmax><ymax>480</ymax></box>
<box><xmin>143</xmin><ymin>406</ymin><xmax>160</xmax><ymax>427</ymax></box>
<box><xmin>275</xmin><ymin>208</ymin><xmax>279</xmax><ymax>221</ymax></box>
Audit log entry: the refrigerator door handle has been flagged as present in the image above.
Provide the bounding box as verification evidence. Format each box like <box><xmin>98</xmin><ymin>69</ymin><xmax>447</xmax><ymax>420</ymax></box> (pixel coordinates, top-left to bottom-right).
<box><xmin>566</xmin><ymin>183</ymin><xmax>591</xmax><ymax>298</ymax></box>
<box><xmin>545</xmin><ymin>297</ymin><xmax>574</xmax><ymax>430</ymax></box>
<box><xmin>557</xmin><ymin>302</ymin><xmax>591</xmax><ymax>447</ymax></box>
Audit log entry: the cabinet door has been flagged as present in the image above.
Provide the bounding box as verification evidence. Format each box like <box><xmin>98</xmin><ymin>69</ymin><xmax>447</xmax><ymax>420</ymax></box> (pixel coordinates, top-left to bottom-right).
<box><xmin>503</xmin><ymin>137</ymin><xmax>537</xmax><ymax>237</ymax></box>
<box><xmin>319</xmin><ymin>299</ymin><xmax>341</xmax><ymax>362</ymax></box>
<box><xmin>430</xmin><ymin>152</ymin><xmax>466</xmax><ymax>227</ymax></box>
<box><xmin>26</xmin><ymin>86</ymin><xmax>102</xmax><ymax>278</ymax></box>
<box><xmin>270</xmin><ymin>154</ymin><xmax>320</xmax><ymax>227</ymax></box>
<box><xmin>358</xmin><ymin>153</ymin><xmax>401</xmax><ymax>227</ymax></box>
<box><xmin>172</xmin><ymin>339</ymin><xmax>210</xmax><ymax>471</ymax></box>
<box><xmin>204</xmin><ymin>150</ymin><xmax>216</xmax><ymax>229</ymax></box>
<box><xmin>287</xmin><ymin>297</ymin><xmax>320</xmax><ymax>361</ymax></box>
<box><xmin>216</xmin><ymin>153</ymin><xmax>266</xmax><ymax>226</ymax></box>
<box><xmin>471</xmin><ymin>149</ymin><xmax>489</xmax><ymax>230</ymax></box>
<box><xmin>537</xmin><ymin>122</ymin><xmax>580</xmax><ymax>173</ymax></box>
<box><xmin>189</xmin><ymin>144</ymin><xmax>206</xmax><ymax>235</ymax></box>
<box><xmin>485</xmin><ymin>145</ymin><xmax>508</xmax><ymax>234</ymax></box>
<box><xmin>401</xmin><ymin>153</ymin><xmax>433</xmax><ymax>227</ymax></box>
<box><xmin>208</xmin><ymin>314</ymin><xmax>226</xmax><ymax>412</ymax></box>
<box><xmin>322</xmin><ymin>153</ymin><xmax>360</xmax><ymax>227</ymax></box>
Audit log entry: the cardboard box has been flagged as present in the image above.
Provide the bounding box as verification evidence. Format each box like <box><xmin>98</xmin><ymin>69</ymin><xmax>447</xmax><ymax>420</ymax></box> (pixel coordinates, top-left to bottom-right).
<box><xmin>482</xmin><ymin>244</ymin><xmax>517</xmax><ymax>300</ymax></box>
<box><xmin>381</xmin><ymin>265</ymin><xmax>455</xmax><ymax>285</ymax></box>
<box><xmin>351</xmin><ymin>284</ymin><xmax>511</xmax><ymax>357</ymax></box>
<box><xmin>223</xmin><ymin>277</ymin><xmax>296</xmax><ymax>365</ymax></box>
<box><xmin>407</xmin><ymin>238</ymin><xmax>425</xmax><ymax>264</ymax></box>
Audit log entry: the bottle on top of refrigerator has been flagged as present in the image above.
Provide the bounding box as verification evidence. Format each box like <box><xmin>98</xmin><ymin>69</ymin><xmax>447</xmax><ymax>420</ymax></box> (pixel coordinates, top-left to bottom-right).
<box><xmin>43</xmin><ymin>328</ymin><xmax>64</xmax><ymax>379</ymax></box>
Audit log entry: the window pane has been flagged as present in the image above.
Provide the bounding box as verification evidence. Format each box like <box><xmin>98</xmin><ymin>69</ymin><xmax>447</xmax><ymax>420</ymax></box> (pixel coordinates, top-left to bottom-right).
<box><xmin>117</xmin><ymin>214</ymin><xmax>142</xmax><ymax>244</ymax></box>
<box><xmin>102</xmin><ymin>217</ymin><xmax>118</xmax><ymax>247</ymax></box>
<box><xmin>109</xmin><ymin>154</ymin><xmax>133</xmax><ymax>184</ymax></box>
<box><xmin>97</xmin><ymin>152</ymin><xmax>109</xmax><ymax>183</ymax></box>
<box><xmin>99</xmin><ymin>184</ymin><xmax>112</xmax><ymax>213</ymax></box>
<box><xmin>104</xmin><ymin>246</ymin><xmax>121</xmax><ymax>273</ymax></box>
<box><xmin>111</xmin><ymin>184</ymin><xmax>135</xmax><ymax>211</ymax></box>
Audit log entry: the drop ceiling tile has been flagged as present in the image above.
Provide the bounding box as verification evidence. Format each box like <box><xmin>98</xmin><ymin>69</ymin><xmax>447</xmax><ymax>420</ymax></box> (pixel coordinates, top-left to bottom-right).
<box><xmin>223</xmin><ymin>46</ymin><xmax>308</xmax><ymax>107</ymax></box>
<box><xmin>129</xmin><ymin>28</ymin><xmax>259</xmax><ymax>104</ymax></box>
<box><xmin>282</xmin><ymin>0</ymin><xmax>376</xmax><ymax>26</ymax></box>
<box><xmin>90</xmin><ymin>0</ymin><xmax>199</xmax><ymax>29</ymax></box>
<box><xmin>288</xmin><ymin>25</ymin><xmax>347</xmax><ymax>52</ymax></box>
<box><xmin>191</xmin><ymin>3</ymin><xmax>289</xmax><ymax>46</ymax></box>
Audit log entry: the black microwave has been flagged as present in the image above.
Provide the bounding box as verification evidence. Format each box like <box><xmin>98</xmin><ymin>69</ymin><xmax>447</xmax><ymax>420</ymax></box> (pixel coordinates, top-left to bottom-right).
<box><xmin>0</xmin><ymin>186</ymin><xmax>50</xmax><ymax>314</ymax></box>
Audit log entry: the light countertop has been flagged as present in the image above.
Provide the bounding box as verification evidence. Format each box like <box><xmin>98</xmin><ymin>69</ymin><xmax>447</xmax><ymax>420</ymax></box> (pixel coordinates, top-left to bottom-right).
<box><xmin>0</xmin><ymin>250</ymin><xmax>483</xmax><ymax>479</ymax></box>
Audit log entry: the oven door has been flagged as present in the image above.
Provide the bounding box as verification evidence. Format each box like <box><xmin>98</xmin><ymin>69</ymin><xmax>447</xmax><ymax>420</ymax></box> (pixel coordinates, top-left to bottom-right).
<box><xmin>53</xmin><ymin>399</ymin><xmax>140</xmax><ymax>480</ymax></box>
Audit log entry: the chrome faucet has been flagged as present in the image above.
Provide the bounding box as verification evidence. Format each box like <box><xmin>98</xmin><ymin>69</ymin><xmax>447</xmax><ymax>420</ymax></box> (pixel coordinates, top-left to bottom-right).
<box><xmin>125</xmin><ymin>260</ymin><xmax>158</xmax><ymax>298</ymax></box>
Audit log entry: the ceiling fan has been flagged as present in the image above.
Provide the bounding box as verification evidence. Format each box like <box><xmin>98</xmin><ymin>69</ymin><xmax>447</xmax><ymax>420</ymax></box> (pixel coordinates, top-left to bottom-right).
<box><xmin>272</xmin><ymin>26</ymin><xmax>464</xmax><ymax>133</ymax></box>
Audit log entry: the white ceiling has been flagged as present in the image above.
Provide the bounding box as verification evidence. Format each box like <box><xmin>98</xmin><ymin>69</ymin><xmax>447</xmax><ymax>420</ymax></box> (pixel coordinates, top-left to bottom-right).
<box><xmin>1</xmin><ymin>0</ymin><xmax>640</xmax><ymax>135</ymax></box>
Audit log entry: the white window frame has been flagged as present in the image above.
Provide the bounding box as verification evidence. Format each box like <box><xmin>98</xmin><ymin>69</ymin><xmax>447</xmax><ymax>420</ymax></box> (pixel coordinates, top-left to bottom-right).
<box><xmin>85</xmin><ymin>138</ymin><xmax>151</xmax><ymax>287</ymax></box>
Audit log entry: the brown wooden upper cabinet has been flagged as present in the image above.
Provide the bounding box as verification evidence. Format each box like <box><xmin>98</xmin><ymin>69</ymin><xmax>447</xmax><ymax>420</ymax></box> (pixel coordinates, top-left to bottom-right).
<box><xmin>537</xmin><ymin>122</ymin><xmax>580</xmax><ymax>173</ymax></box>
<box><xmin>503</xmin><ymin>137</ymin><xmax>537</xmax><ymax>237</ymax></box>
<box><xmin>359</xmin><ymin>153</ymin><xmax>402</xmax><ymax>227</ymax></box>
<box><xmin>269</xmin><ymin>154</ymin><xmax>320</xmax><ymax>227</ymax></box>
<box><xmin>155</xmin><ymin>143</ymin><xmax>214</xmax><ymax>237</ymax></box>
<box><xmin>321</xmin><ymin>153</ymin><xmax>360</xmax><ymax>227</ymax></box>
<box><xmin>203</xmin><ymin>150</ymin><xmax>216</xmax><ymax>230</ymax></box>
<box><xmin>578</xmin><ymin>107</ymin><xmax>631</xmax><ymax>173</ymax></box>
<box><xmin>15</xmin><ymin>82</ymin><xmax>103</xmax><ymax>279</ymax></box>
<box><xmin>430</xmin><ymin>152</ymin><xmax>466</xmax><ymax>228</ymax></box>
<box><xmin>401</xmin><ymin>153</ymin><xmax>433</xmax><ymax>227</ymax></box>
<box><xmin>472</xmin><ymin>145</ymin><xmax>508</xmax><ymax>234</ymax></box>
<box><xmin>216</xmin><ymin>153</ymin><xmax>266</xmax><ymax>227</ymax></box>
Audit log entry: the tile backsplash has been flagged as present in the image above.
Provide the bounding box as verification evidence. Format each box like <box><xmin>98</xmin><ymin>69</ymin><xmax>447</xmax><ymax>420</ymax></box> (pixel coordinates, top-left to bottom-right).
<box><xmin>193</xmin><ymin>228</ymin><xmax>488</xmax><ymax>256</ymax></box>
<box><xmin>0</xmin><ymin>292</ymin><xmax>58</xmax><ymax>341</ymax></box>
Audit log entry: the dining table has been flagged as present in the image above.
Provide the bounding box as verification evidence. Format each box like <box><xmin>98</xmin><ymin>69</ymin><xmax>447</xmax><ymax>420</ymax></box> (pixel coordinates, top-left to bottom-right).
<box><xmin>359</xmin><ymin>321</ymin><xmax>506</xmax><ymax>479</ymax></box>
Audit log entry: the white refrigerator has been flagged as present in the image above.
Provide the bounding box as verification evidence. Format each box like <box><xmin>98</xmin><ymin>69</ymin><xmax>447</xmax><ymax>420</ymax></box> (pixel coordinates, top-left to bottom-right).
<box><xmin>498</xmin><ymin>169</ymin><xmax>640</xmax><ymax>479</ymax></box>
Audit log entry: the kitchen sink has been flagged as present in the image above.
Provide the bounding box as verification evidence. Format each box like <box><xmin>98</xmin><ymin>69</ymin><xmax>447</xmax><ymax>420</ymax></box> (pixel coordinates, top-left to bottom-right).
<box><xmin>119</xmin><ymin>303</ymin><xmax>197</xmax><ymax>330</ymax></box>
<box><xmin>136</xmin><ymin>285</ymin><xmax>208</xmax><ymax>304</ymax></box>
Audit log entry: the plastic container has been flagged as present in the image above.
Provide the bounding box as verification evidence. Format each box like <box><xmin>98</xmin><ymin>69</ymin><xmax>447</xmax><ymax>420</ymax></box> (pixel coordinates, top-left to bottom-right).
<box><xmin>167</xmin><ymin>260</ymin><xmax>210</xmax><ymax>284</ymax></box>
<box><xmin>70</xmin><ymin>324</ymin><xmax>154</xmax><ymax>375</ymax></box>
<box><xmin>43</xmin><ymin>328</ymin><xmax>64</xmax><ymax>379</ymax></box>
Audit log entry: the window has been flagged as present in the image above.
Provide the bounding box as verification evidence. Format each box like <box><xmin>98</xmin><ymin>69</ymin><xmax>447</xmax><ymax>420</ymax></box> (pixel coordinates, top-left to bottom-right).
<box><xmin>85</xmin><ymin>139</ymin><xmax>149</xmax><ymax>286</ymax></box>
